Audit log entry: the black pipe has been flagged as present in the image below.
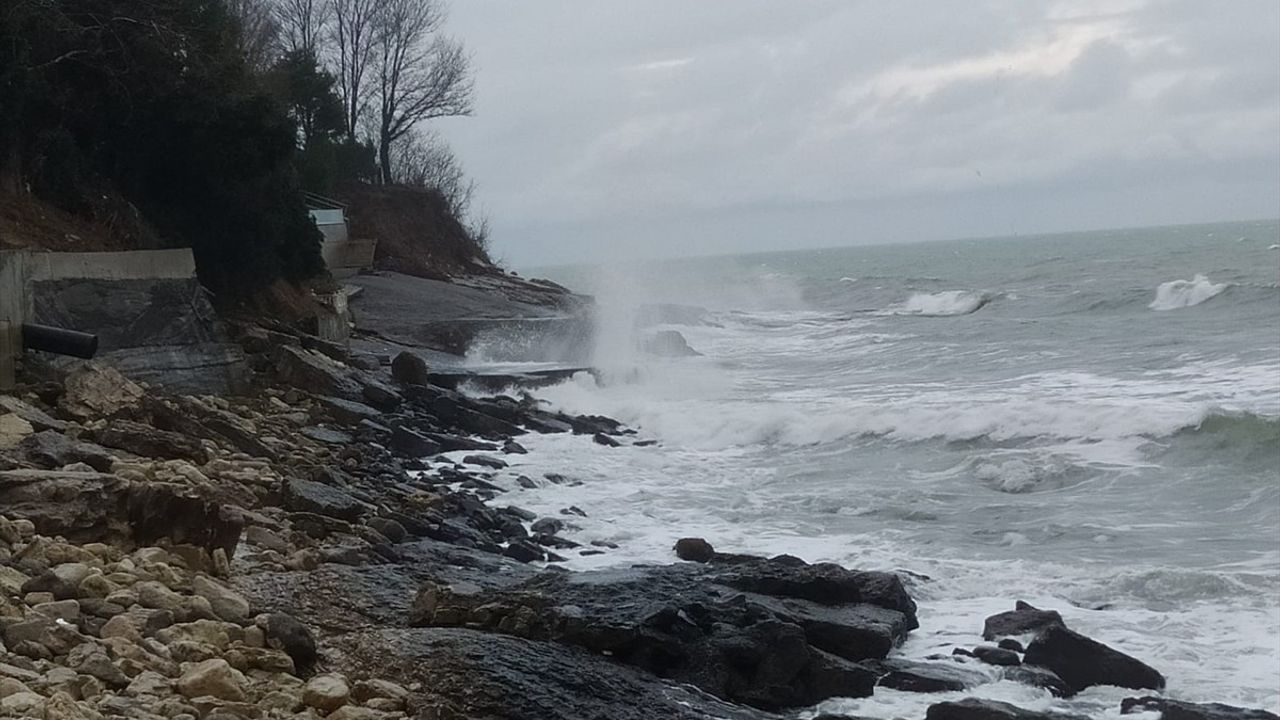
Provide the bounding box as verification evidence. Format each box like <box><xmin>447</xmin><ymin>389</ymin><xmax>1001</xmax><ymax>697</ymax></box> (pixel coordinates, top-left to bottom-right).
<box><xmin>22</xmin><ymin>323</ymin><xmax>98</xmax><ymax>359</ymax></box>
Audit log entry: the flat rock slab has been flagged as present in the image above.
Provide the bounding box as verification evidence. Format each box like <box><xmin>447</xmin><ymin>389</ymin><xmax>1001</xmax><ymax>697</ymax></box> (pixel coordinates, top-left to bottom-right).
<box><xmin>410</xmin><ymin>557</ymin><xmax>916</xmax><ymax>710</ymax></box>
<box><xmin>1121</xmin><ymin>697</ymin><xmax>1280</xmax><ymax>720</ymax></box>
<box><xmin>331</xmin><ymin>627</ymin><xmax>778</xmax><ymax>720</ymax></box>
<box><xmin>863</xmin><ymin>657</ymin><xmax>994</xmax><ymax>692</ymax></box>
<box><xmin>284</xmin><ymin>479</ymin><xmax>366</xmax><ymax>522</ymax></box>
<box><xmin>926</xmin><ymin>698</ymin><xmax>1092</xmax><ymax>720</ymax></box>
<box><xmin>237</xmin><ymin>538</ymin><xmax>538</xmax><ymax>634</ymax></box>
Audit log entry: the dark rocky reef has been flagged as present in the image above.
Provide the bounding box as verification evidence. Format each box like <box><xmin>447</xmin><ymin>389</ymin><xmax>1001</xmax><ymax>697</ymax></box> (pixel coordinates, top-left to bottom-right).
<box><xmin>408</xmin><ymin>553</ymin><xmax>918</xmax><ymax>710</ymax></box>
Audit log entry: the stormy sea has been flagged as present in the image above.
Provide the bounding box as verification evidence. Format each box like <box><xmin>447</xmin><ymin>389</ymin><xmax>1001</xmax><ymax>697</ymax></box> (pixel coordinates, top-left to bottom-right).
<box><xmin>477</xmin><ymin>219</ymin><xmax>1280</xmax><ymax>718</ymax></box>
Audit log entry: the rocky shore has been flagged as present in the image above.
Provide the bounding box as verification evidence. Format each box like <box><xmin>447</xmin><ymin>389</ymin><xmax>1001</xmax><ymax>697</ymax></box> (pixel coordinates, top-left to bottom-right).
<box><xmin>0</xmin><ymin>318</ymin><xmax>1276</xmax><ymax>719</ymax></box>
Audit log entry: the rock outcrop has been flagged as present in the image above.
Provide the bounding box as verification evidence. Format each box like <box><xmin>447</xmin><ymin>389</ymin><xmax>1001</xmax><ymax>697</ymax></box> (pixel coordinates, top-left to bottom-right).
<box><xmin>408</xmin><ymin>557</ymin><xmax>916</xmax><ymax>709</ymax></box>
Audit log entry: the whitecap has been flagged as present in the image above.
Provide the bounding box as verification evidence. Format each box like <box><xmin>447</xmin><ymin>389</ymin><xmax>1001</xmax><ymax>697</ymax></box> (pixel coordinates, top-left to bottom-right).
<box><xmin>1149</xmin><ymin>274</ymin><xmax>1228</xmax><ymax>311</ymax></box>
<box><xmin>887</xmin><ymin>290</ymin><xmax>991</xmax><ymax>316</ymax></box>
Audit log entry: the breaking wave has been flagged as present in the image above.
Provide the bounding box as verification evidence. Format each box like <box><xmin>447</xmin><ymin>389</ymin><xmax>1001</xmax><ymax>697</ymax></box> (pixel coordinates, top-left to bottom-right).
<box><xmin>1149</xmin><ymin>274</ymin><xmax>1228</xmax><ymax>311</ymax></box>
<box><xmin>889</xmin><ymin>290</ymin><xmax>993</xmax><ymax>316</ymax></box>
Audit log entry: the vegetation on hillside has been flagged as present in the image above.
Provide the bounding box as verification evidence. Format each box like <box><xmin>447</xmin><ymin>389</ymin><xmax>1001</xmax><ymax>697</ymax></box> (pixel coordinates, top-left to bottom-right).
<box><xmin>0</xmin><ymin>0</ymin><xmax>485</xmax><ymax>296</ymax></box>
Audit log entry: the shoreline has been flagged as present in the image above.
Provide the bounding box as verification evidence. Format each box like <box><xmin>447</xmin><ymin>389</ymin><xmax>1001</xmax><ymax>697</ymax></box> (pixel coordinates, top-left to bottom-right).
<box><xmin>0</xmin><ymin>291</ymin><xmax>1276</xmax><ymax>719</ymax></box>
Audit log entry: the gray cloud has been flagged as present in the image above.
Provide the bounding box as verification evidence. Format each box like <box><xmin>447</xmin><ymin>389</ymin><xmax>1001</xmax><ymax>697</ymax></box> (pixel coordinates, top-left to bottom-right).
<box><xmin>434</xmin><ymin>0</ymin><xmax>1280</xmax><ymax>266</ymax></box>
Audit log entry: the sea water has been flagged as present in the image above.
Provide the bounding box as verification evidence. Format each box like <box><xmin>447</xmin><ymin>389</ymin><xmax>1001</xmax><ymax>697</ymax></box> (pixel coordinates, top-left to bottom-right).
<box><xmin>474</xmin><ymin>220</ymin><xmax>1280</xmax><ymax>718</ymax></box>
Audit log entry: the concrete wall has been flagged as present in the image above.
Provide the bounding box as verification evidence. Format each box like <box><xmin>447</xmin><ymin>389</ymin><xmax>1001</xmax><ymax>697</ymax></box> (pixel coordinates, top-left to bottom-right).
<box><xmin>27</xmin><ymin>249</ymin><xmax>197</xmax><ymax>282</ymax></box>
<box><xmin>321</xmin><ymin>239</ymin><xmax>377</xmax><ymax>279</ymax></box>
<box><xmin>0</xmin><ymin>252</ymin><xmax>29</xmax><ymax>390</ymax></box>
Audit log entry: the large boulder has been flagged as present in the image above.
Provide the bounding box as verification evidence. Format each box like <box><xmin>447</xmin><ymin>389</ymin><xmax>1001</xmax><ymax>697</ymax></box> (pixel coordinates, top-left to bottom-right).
<box><xmin>59</xmin><ymin>364</ymin><xmax>145</xmax><ymax>419</ymax></box>
<box><xmin>409</xmin><ymin>556</ymin><xmax>916</xmax><ymax>710</ymax></box>
<box><xmin>1023</xmin><ymin>625</ymin><xmax>1165</xmax><ymax>694</ymax></box>
<box><xmin>641</xmin><ymin>329</ymin><xmax>702</xmax><ymax>357</ymax></box>
<box><xmin>983</xmin><ymin>601</ymin><xmax>1065</xmax><ymax>640</ymax></box>
<box><xmin>274</xmin><ymin>346</ymin><xmax>361</xmax><ymax>398</ymax></box>
<box><xmin>390</xmin><ymin>351</ymin><xmax>430</xmax><ymax>387</ymax></box>
<box><xmin>126</xmin><ymin>483</ymin><xmax>244</xmax><ymax>559</ymax></box>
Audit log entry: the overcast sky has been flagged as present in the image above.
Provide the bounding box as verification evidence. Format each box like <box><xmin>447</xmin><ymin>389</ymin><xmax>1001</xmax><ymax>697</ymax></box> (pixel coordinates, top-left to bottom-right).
<box><xmin>434</xmin><ymin>0</ymin><xmax>1280</xmax><ymax>267</ymax></box>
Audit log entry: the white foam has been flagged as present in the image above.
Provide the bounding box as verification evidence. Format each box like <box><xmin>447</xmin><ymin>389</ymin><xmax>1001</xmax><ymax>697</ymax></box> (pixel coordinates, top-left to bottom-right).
<box><xmin>1149</xmin><ymin>274</ymin><xmax>1228</xmax><ymax>311</ymax></box>
<box><xmin>889</xmin><ymin>290</ymin><xmax>990</xmax><ymax>316</ymax></box>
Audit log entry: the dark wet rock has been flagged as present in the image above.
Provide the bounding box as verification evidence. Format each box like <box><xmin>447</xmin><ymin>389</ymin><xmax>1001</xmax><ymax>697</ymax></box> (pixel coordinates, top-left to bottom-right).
<box><xmin>1120</xmin><ymin>696</ymin><xmax>1280</xmax><ymax>720</ymax></box>
<box><xmin>1024</xmin><ymin>624</ymin><xmax>1164</xmax><ymax>693</ymax></box>
<box><xmin>431</xmin><ymin>396</ymin><xmax>525</xmax><ymax>438</ymax></box>
<box><xmin>94</xmin><ymin>419</ymin><xmax>209</xmax><ymax>463</ymax></box>
<box><xmin>126</xmin><ymin>483</ymin><xmax>244</xmax><ymax>558</ymax></box>
<box><xmin>256</xmin><ymin>612</ymin><xmax>317</xmax><ymax>672</ymax></box>
<box><xmin>274</xmin><ymin>345</ymin><xmax>361</xmax><ymax>398</ymax></box>
<box><xmin>463</xmin><ymin>454</ymin><xmax>507</xmax><ymax>470</ymax></box>
<box><xmin>559</xmin><ymin>505</ymin><xmax>587</xmax><ymax>517</ymax></box>
<box><xmin>390</xmin><ymin>351</ymin><xmax>431</xmax><ymax>386</ymax></box>
<box><xmin>642</xmin><ymin>329</ymin><xmax>702</xmax><ymax>357</ymax></box>
<box><xmin>389</xmin><ymin>425</ymin><xmax>443</xmax><ymax>457</ymax></box>
<box><xmin>675</xmin><ymin>537</ymin><xmax>717</xmax><ymax>562</ymax></box>
<box><xmin>593</xmin><ymin>432</ymin><xmax>621</xmax><ymax>447</ymax></box>
<box><xmin>521</xmin><ymin>412</ymin><xmax>574</xmax><ymax>434</ymax></box>
<box><xmin>515</xmin><ymin>475</ymin><xmax>538</xmax><ymax>489</ymax></box>
<box><xmin>530</xmin><ymin>518</ymin><xmax>564</xmax><ymax>535</ymax></box>
<box><xmin>999</xmin><ymin>638</ymin><xmax>1025</xmax><ymax>652</ymax></box>
<box><xmin>564</xmin><ymin>414</ymin><xmax>623</xmax><ymax>436</ymax></box>
<box><xmin>409</xmin><ymin>556</ymin><xmax>914</xmax><ymax>709</ymax></box>
<box><xmin>18</xmin><ymin>430</ymin><xmax>114</xmax><ymax>472</ymax></box>
<box><xmin>502</xmin><ymin>506</ymin><xmax>537</xmax><ymax>522</ymax></box>
<box><xmin>532</xmin><ymin>533</ymin><xmax>578</xmax><ymax>549</ymax></box>
<box><xmin>926</xmin><ymin>698</ymin><xmax>1092</xmax><ymax>720</ymax></box>
<box><xmin>318</xmin><ymin>396</ymin><xmax>383</xmax><ymax>425</ymax></box>
<box><xmin>973</xmin><ymin>645</ymin><xmax>1021</xmax><ymax>666</ymax></box>
<box><xmin>502</xmin><ymin>540</ymin><xmax>545</xmax><ymax>563</ymax></box>
<box><xmin>863</xmin><ymin>657</ymin><xmax>993</xmax><ymax>692</ymax></box>
<box><xmin>301</xmin><ymin>426</ymin><xmax>355</xmax><ymax>445</ymax></box>
<box><xmin>543</xmin><ymin>472</ymin><xmax>578</xmax><ymax>486</ymax></box>
<box><xmin>983</xmin><ymin>601</ymin><xmax>1065</xmax><ymax>640</ymax></box>
<box><xmin>1003</xmin><ymin>665</ymin><xmax>1074</xmax><ymax>698</ymax></box>
<box><xmin>502</xmin><ymin>439</ymin><xmax>528</xmax><ymax>454</ymax></box>
<box><xmin>423</xmin><ymin>431</ymin><xmax>499</xmax><ymax>453</ymax></box>
<box><xmin>359</xmin><ymin>381</ymin><xmax>403</xmax><ymax>412</ymax></box>
<box><xmin>284</xmin><ymin>478</ymin><xmax>365</xmax><ymax>522</ymax></box>
<box><xmin>367</xmin><ymin>517</ymin><xmax>408</xmax><ymax>544</ymax></box>
<box><xmin>716</xmin><ymin>561</ymin><xmax>918</xmax><ymax>629</ymax></box>
<box><xmin>334</xmin><ymin>627</ymin><xmax>774</xmax><ymax>720</ymax></box>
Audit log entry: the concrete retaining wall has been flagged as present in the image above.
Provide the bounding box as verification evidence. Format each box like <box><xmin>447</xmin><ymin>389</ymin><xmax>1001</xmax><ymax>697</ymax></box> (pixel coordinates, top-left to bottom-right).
<box><xmin>27</xmin><ymin>249</ymin><xmax>197</xmax><ymax>282</ymax></box>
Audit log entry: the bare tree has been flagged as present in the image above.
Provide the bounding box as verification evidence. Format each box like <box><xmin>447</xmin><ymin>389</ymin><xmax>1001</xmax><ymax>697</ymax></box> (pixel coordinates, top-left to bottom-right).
<box><xmin>392</xmin><ymin>130</ymin><xmax>473</xmax><ymax>213</ymax></box>
<box><xmin>226</xmin><ymin>0</ymin><xmax>280</xmax><ymax>71</ymax></box>
<box><xmin>331</xmin><ymin>0</ymin><xmax>380</xmax><ymax>141</ymax></box>
<box><xmin>392</xmin><ymin>130</ymin><xmax>488</xmax><ymax>251</ymax></box>
<box><xmin>273</xmin><ymin>0</ymin><xmax>329</xmax><ymax>56</ymax></box>
<box><xmin>373</xmin><ymin>0</ymin><xmax>472</xmax><ymax>183</ymax></box>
